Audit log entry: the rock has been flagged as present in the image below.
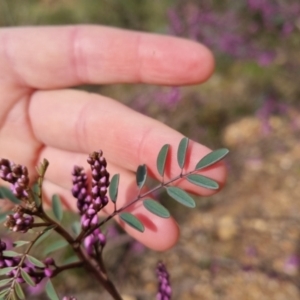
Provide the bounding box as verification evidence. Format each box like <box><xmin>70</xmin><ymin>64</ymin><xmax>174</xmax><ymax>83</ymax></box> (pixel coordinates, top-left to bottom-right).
<box><xmin>217</xmin><ymin>216</ymin><xmax>238</xmax><ymax>241</ymax></box>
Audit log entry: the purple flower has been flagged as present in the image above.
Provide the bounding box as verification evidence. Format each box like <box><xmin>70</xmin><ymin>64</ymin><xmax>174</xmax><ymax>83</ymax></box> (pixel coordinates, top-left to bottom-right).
<box><xmin>0</xmin><ymin>159</ymin><xmax>29</xmax><ymax>200</ymax></box>
<box><xmin>156</xmin><ymin>262</ymin><xmax>172</xmax><ymax>300</ymax></box>
<box><xmin>72</xmin><ymin>151</ymin><xmax>110</xmax><ymax>231</ymax></box>
<box><xmin>4</xmin><ymin>206</ymin><xmax>34</xmax><ymax>233</ymax></box>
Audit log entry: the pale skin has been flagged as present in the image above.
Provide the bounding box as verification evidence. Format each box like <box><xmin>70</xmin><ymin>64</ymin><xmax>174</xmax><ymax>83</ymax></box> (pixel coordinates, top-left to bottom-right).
<box><xmin>0</xmin><ymin>25</ymin><xmax>227</xmax><ymax>251</ymax></box>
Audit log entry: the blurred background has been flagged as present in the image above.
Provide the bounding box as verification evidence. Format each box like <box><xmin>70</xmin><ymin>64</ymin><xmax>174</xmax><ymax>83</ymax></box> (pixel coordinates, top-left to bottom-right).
<box><xmin>1</xmin><ymin>0</ymin><xmax>300</xmax><ymax>299</ymax></box>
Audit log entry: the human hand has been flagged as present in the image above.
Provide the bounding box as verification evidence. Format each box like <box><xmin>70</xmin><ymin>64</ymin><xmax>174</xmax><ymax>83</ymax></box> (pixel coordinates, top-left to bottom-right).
<box><xmin>0</xmin><ymin>25</ymin><xmax>226</xmax><ymax>251</ymax></box>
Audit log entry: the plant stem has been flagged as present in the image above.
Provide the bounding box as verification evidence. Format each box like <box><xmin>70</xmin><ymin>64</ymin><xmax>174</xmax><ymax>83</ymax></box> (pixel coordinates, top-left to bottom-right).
<box><xmin>36</xmin><ymin>207</ymin><xmax>123</xmax><ymax>299</ymax></box>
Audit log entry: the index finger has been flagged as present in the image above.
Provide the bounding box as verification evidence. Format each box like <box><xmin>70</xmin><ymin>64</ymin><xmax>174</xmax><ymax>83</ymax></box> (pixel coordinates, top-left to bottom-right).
<box><xmin>0</xmin><ymin>25</ymin><xmax>214</xmax><ymax>88</ymax></box>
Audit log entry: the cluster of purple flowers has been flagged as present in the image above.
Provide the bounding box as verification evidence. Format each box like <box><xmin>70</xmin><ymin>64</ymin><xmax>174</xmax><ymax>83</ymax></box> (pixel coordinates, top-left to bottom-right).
<box><xmin>84</xmin><ymin>227</ymin><xmax>106</xmax><ymax>256</ymax></box>
<box><xmin>0</xmin><ymin>158</ymin><xmax>29</xmax><ymax>200</ymax></box>
<box><xmin>0</xmin><ymin>239</ymin><xmax>56</xmax><ymax>285</ymax></box>
<box><xmin>72</xmin><ymin>150</ymin><xmax>110</xmax><ymax>231</ymax></box>
<box><xmin>4</xmin><ymin>206</ymin><xmax>34</xmax><ymax>233</ymax></box>
<box><xmin>156</xmin><ymin>262</ymin><xmax>172</xmax><ymax>300</ymax></box>
<box><xmin>168</xmin><ymin>0</ymin><xmax>300</xmax><ymax>65</ymax></box>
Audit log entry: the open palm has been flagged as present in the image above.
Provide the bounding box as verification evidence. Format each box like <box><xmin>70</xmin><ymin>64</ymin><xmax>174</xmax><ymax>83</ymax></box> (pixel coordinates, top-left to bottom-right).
<box><xmin>0</xmin><ymin>25</ymin><xmax>226</xmax><ymax>250</ymax></box>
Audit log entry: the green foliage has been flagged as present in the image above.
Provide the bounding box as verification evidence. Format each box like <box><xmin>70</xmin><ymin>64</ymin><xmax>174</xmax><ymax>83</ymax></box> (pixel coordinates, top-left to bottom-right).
<box><xmin>195</xmin><ymin>148</ymin><xmax>229</xmax><ymax>170</ymax></box>
<box><xmin>177</xmin><ymin>137</ymin><xmax>189</xmax><ymax>170</ymax></box>
<box><xmin>45</xmin><ymin>280</ymin><xmax>60</xmax><ymax>300</ymax></box>
<box><xmin>0</xmin><ymin>267</ymin><xmax>15</xmax><ymax>276</ymax></box>
<box><xmin>44</xmin><ymin>239</ymin><xmax>69</xmax><ymax>256</ymax></box>
<box><xmin>2</xmin><ymin>250</ymin><xmax>20</xmax><ymax>257</ymax></box>
<box><xmin>13</xmin><ymin>241</ymin><xmax>30</xmax><ymax>248</ymax></box>
<box><xmin>156</xmin><ymin>144</ymin><xmax>170</xmax><ymax>177</ymax></box>
<box><xmin>186</xmin><ymin>174</ymin><xmax>219</xmax><ymax>190</ymax></box>
<box><xmin>14</xmin><ymin>282</ymin><xmax>25</xmax><ymax>299</ymax></box>
<box><xmin>136</xmin><ymin>164</ymin><xmax>147</xmax><ymax>190</ymax></box>
<box><xmin>26</xmin><ymin>255</ymin><xmax>45</xmax><ymax>268</ymax></box>
<box><xmin>166</xmin><ymin>186</ymin><xmax>196</xmax><ymax>208</ymax></box>
<box><xmin>109</xmin><ymin>174</ymin><xmax>120</xmax><ymax>203</ymax></box>
<box><xmin>120</xmin><ymin>212</ymin><xmax>144</xmax><ymax>232</ymax></box>
<box><xmin>0</xmin><ymin>278</ymin><xmax>13</xmax><ymax>288</ymax></box>
<box><xmin>143</xmin><ymin>199</ymin><xmax>170</xmax><ymax>218</ymax></box>
<box><xmin>20</xmin><ymin>269</ymin><xmax>35</xmax><ymax>286</ymax></box>
<box><xmin>0</xmin><ymin>186</ymin><xmax>21</xmax><ymax>204</ymax></box>
<box><xmin>71</xmin><ymin>221</ymin><xmax>81</xmax><ymax>236</ymax></box>
<box><xmin>52</xmin><ymin>194</ymin><xmax>63</xmax><ymax>222</ymax></box>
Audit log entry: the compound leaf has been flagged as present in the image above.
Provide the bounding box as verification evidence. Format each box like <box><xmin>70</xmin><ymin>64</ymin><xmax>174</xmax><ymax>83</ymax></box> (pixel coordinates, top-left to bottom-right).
<box><xmin>195</xmin><ymin>148</ymin><xmax>229</xmax><ymax>170</ymax></box>
<box><xmin>187</xmin><ymin>174</ymin><xmax>219</xmax><ymax>190</ymax></box>
<box><xmin>143</xmin><ymin>199</ymin><xmax>170</xmax><ymax>218</ymax></box>
<box><xmin>166</xmin><ymin>186</ymin><xmax>195</xmax><ymax>208</ymax></box>
<box><xmin>156</xmin><ymin>144</ymin><xmax>170</xmax><ymax>177</ymax></box>
<box><xmin>120</xmin><ymin>212</ymin><xmax>144</xmax><ymax>233</ymax></box>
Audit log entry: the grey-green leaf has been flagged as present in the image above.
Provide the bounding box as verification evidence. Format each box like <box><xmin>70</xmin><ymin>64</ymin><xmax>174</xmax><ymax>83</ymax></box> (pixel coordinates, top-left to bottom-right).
<box><xmin>34</xmin><ymin>227</ymin><xmax>54</xmax><ymax>246</ymax></box>
<box><xmin>0</xmin><ymin>278</ymin><xmax>12</xmax><ymax>288</ymax></box>
<box><xmin>187</xmin><ymin>174</ymin><xmax>219</xmax><ymax>190</ymax></box>
<box><xmin>177</xmin><ymin>137</ymin><xmax>189</xmax><ymax>169</ymax></box>
<box><xmin>32</xmin><ymin>182</ymin><xmax>41</xmax><ymax>207</ymax></box>
<box><xmin>26</xmin><ymin>255</ymin><xmax>46</xmax><ymax>268</ymax></box>
<box><xmin>62</xmin><ymin>255</ymin><xmax>80</xmax><ymax>265</ymax></box>
<box><xmin>136</xmin><ymin>164</ymin><xmax>147</xmax><ymax>190</ymax></box>
<box><xmin>143</xmin><ymin>199</ymin><xmax>170</xmax><ymax>218</ymax></box>
<box><xmin>109</xmin><ymin>174</ymin><xmax>120</xmax><ymax>203</ymax></box>
<box><xmin>0</xmin><ymin>186</ymin><xmax>21</xmax><ymax>204</ymax></box>
<box><xmin>13</xmin><ymin>241</ymin><xmax>30</xmax><ymax>248</ymax></box>
<box><xmin>166</xmin><ymin>186</ymin><xmax>196</xmax><ymax>208</ymax></box>
<box><xmin>45</xmin><ymin>280</ymin><xmax>59</xmax><ymax>300</ymax></box>
<box><xmin>195</xmin><ymin>148</ymin><xmax>229</xmax><ymax>170</ymax></box>
<box><xmin>44</xmin><ymin>239</ymin><xmax>68</xmax><ymax>256</ymax></box>
<box><xmin>0</xmin><ymin>288</ymin><xmax>9</xmax><ymax>298</ymax></box>
<box><xmin>0</xmin><ymin>267</ymin><xmax>15</xmax><ymax>276</ymax></box>
<box><xmin>120</xmin><ymin>212</ymin><xmax>144</xmax><ymax>233</ymax></box>
<box><xmin>71</xmin><ymin>221</ymin><xmax>81</xmax><ymax>236</ymax></box>
<box><xmin>52</xmin><ymin>194</ymin><xmax>63</xmax><ymax>222</ymax></box>
<box><xmin>21</xmin><ymin>269</ymin><xmax>35</xmax><ymax>286</ymax></box>
<box><xmin>15</xmin><ymin>281</ymin><xmax>25</xmax><ymax>299</ymax></box>
<box><xmin>2</xmin><ymin>250</ymin><xmax>20</xmax><ymax>257</ymax></box>
<box><xmin>156</xmin><ymin>144</ymin><xmax>170</xmax><ymax>177</ymax></box>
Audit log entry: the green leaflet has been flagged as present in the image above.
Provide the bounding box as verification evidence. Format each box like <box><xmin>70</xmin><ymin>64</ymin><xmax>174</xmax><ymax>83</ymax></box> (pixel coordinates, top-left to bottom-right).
<box><xmin>136</xmin><ymin>165</ymin><xmax>147</xmax><ymax>190</ymax></box>
<box><xmin>156</xmin><ymin>144</ymin><xmax>170</xmax><ymax>177</ymax></box>
<box><xmin>109</xmin><ymin>174</ymin><xmax>120</xmax><ymax>203</ymax></box>
<box><xmin>166</xmin><ymin>186</ymin><xmax>195</xmax><ymax>208</ymax></box>
<box><xmin>177</xmin><ymin>137</ymin><xmax>189</xmax><ymax>169</ymax></box>
<box><xmin>45</xmin><ymin>280</ymin><xmax>59</xmax><ymax>300</ymax></box>
<box><xmin>143</xmin><ymin>199</ymin><xmax>170</xmax><ymax>218</ymax></box>
<box><xmin>195</xmin><ymin>148</ymin><xmax>229</xmax><ymax>170</ymax></box>
<box><xmin>120</xmin><ymin>212</ymin><xmax>144</xmax><ymax>233</ymax></box>
<box><xmin>52</xmin><ymin>194</ymin><xmax>63</xmax><ymax>222</ymax></box>
<box><xmin>187</xmin><ymin>174</ymin><xmax>219</xmax><ymax>190</ymax></box>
